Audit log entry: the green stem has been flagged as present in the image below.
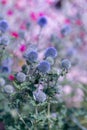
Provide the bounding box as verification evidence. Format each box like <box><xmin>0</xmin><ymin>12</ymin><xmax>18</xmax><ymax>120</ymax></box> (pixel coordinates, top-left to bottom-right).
<box><xmin>47</xmin><ymin>102</ymin><xmax>51</xmax><ymax>130</ymax></box>
<box><xmin>17</xmin><ymin>112</ymin><xmax>30</xmax><ymax>130</ymax></box>
<box><xmin>34</xmin><ymin>105</ymin><xmax>38</xmax><ymax>130</ymax></box>
<box><xmin>0</xmin><ymin>47</ymin><xmax>5</xmax><ymax>64</ymax></box>
<box><xmin>37</xmin><ymin>27</ymin><xmax>43</xmax><ymax>47</ymax></box>
<box><xmin>35</xmin><ymin>105</ymin><xmax>38</xmax><ymax>116</ymax></box>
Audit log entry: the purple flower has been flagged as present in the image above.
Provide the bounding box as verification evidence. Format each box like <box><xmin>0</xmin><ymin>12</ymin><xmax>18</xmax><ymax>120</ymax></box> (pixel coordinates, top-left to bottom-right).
<box><xmin>16</xmin><ymin>72</ymin><xmax>26</xmax><ymax>82</ymax></box>
<box><xmin>61</xmin><ymin>59</ymin><xmax>71</xmax><ymax>70</ymax></box>
<box><xmin>2</xmin><ymin>57</ymin><xmax>13</xmax><ymax>66</ymax></box>
<box><xmin>44</xmin><ymin>47</ymin><xmax>57</xmax><ymax>58</ymax></box>
<box><xmin>37</xmin><ymin>60</ymin><xmax>50</xmax><ymax>73</ymax></box>
<box><xmin>66</xmin><ymin>48</ymin><xmax>76</xmax><ymax>58</ymax></box>
<box><xmin>0</xmin><ymin>20</ymin><xmax>9</xmax><ymax>33</ymax></box>
<box><xmin>38</xmin><ymin>17</ymin><xmax>47</xmax><ymax>27</ymax></box>
<box><xmin>1</xmin><ymin>65</ymin><xmax>11</xmax><ymax>74</ymax></box>
<box><xmin>33</xmin><ymin>89</ymin><xmax>47</xmax><ymax>103</ymax></box>
<box><xmin>24</xmin><ymin>50</ymin><xmax>38</xmax><ymax>63</ymax></box>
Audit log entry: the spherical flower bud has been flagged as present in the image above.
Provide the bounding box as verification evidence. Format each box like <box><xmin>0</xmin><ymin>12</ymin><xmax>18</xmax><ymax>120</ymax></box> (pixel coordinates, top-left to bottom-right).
<box><xmin>24</xmin><ymin>50</ymin><xmax>38</xmax><ymax>63</ymax></box>
<box><xmin>61</xmin><ymin>59</ymin><xmax>71</xmax><ymax>70</ymax></box>
<box><xmin>46</xmin><ymin>56</ymin><xmax>54</xmax><ymax>65</ymax></box>
<box><xmin>33</xmin><ymin>90</ymin><xmax>46</xmax><ymax>103</ymax></box>
<box><xmin>4</xmin><ymin>85</ymin><xmax>14</xmax><ymax>94</ymax></box>
<box><xmin>16</xmin><ymin>72</ymin><xmax>26</xmax><ymax>82</ymax></box>
<box><xmin>44</xmin><ymin>47</ymin><xmax>57</xmax><ymax>58</ymax></box>
<box><xmin>37</xmin><ymin>60</ymin><xmax>50</xmax><ymax>73</ymax></box>
<box><xmin>0</xmin><ymin>20</ymin><xmax>9</xmax><ymax>33</ymax></box>
<box><xmin>0</xmin><ymin>78</ymin><xmax>5</xmax><ymax>87</ymax></box>
<box><xmin>37</xmin><ymin>17</ymin><xmax>47</xmax><ymax>27</ymax></box>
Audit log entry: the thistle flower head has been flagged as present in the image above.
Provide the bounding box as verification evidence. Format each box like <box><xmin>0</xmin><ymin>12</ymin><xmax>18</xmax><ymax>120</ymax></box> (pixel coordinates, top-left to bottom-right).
<box><xmin>61</xmin><ymin>59</ymin><xmax>71</xmax><ymax>70</ymax></box>
<box><xmin>4</xmin><ymin>85</ymin><xmax>14</xmax><ymax>94</ymax></box>
<box><xmin>1</xmin><ymin>65</ymin><xmax>11</xmax><ymax>74</ymax></box>
<box><xmin>0</xmin><ymin>19</ymin><xmax>9</xmax><ymax>33</ymax></box>
<box><xmin>24</xmin><ymin>50</ymin><xmax>38</xmax><ymax>63</ymax></box>
<box><xmin>37</xmin><ymin>60</ymin><xmax>50</xmax><ymax>73</ymax></box>
<box><xmin>16</xmin><ymin>72</ymin><xmax>26</xmax><ymax>82</ymax></box>
<box><xmin>0</xmin><ymin>36</ymin><xmax>9</xmax><ymax>46</ymax></box>
<box><xmin>33</xmin><ymin>89</ymin><xmax>47</xmax><ymax>103</ymax></box>
<box><xmin>0</xmin><ymin>78</ymin><xmax>5</xmax><ymax>87</ymax></box>
<box><xmin>2</xmin><ymin>57</ymin><xmax>13</xmax><ymax>66</ymax></box>
<box><xmin>44</xmin><ymin>47</ymin><xmax>57</xmax><ymax>58</ymax></box>
<box><xmin>38</xmin><ymin>17</ymin><xmax>47</xmax><ymax>27</ymax></box>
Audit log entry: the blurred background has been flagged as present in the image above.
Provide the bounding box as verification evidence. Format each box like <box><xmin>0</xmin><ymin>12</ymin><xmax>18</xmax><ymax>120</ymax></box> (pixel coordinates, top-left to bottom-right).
<box><xmin>0</xmin><ymin>0</ymin><xmax>87</xmax><ymax>129</ymax></box>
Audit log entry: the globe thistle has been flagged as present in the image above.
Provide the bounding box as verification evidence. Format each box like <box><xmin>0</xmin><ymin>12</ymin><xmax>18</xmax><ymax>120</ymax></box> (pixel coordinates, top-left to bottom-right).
<box><xmin>37</xmin><ymin>60</ymin><xmax>50</xmax><ymax>73</ymax></box>
<box><xmin>0</xmin><ymin>78</ymin><xmax>5</xmax><ymax>87</ymax></box>
<box><xmin>33</xmin><ymin>89</ymin><xmax>47</xmax><ymax>103</ymax></box>
<box><xmin>44</xmin><ymin>47</ymin><xmax>57</xmax><ymax>58</ymax></box>
<box><xmin>4</xmin><ymin>85</ymin><xmax>14</xmax><ymax>94</ymax></box>
<box><xmin>37</xmin><ymin>17</ymin><xmax>47</xmax><ymax>27</ymax></box>
<box><xmin>1</xmin><ymin>65</ymin><xmax>11</xmax><ymax>74</ymax></box>
<box><xmin>61</xmin><ymin>59</ymin><xmax>71</xmax><ymax>70</ymax></box>
<box><xmin>0</xmin><ymin>20</ymin><xmax>9</xmax><ymax>33</ymax></box>
<box><xmin>2</xmin><ymin>57</ymin><xmax>13</xmax><ymax>66</ymax></box>
<box><xmin>66</xmin><ymin>48</ymin><xmax>76</xmax><ymax>58</ymax></box>
<box><xmin>16</xmin><ymin>72</ymin><xmax>26</xmax><ymax>82</ymax></box>
<box><xmin>24</xmin><ymin>50</ymin><xmax>38</xmax><ymax>63</ymax></box>
<box><xmin>0</xmin><ymin>36</ymin><xmax>9</xmax><ymax>46</ymax></box>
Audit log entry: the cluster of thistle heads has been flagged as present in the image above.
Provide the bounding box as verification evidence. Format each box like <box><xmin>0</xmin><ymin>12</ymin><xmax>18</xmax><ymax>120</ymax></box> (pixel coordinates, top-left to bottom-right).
<box><xmin>0</xmin><ymin>17</ymin><xmax>71</xmax><ymax>104</ymax></box>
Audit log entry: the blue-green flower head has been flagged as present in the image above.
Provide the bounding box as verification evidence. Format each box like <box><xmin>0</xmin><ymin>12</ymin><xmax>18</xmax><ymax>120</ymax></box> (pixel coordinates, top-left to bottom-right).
<box><xmin>61</xmin><ymin>59</ymin><xmax>71</xmax><ymax>70</ymax></box>
<box><xmin>4</xmin><ymin>85</ymin><xmax>14</xmax><ymax>94</ymax></box>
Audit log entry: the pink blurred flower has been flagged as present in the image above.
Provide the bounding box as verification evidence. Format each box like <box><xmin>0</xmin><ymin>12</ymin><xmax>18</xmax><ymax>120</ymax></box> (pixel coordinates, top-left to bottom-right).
<box><xmin>75</xmin><ymin>20</ymin><xmax>82</xmax><ymax>26</ymax></box>
<box><xmin>1</xmin><ymin>0</ymin><xmax>7</xmax><ymax>5</ymax></box>
<box><xmin>64</xmin><ymin>18</ymin><xmax>71</xmax><ymax>24</ymax></box>
<box><xmin>8</xmin><ymin>75</ymin><xmax>15</xmax><ymax>81</ymax></box>
<box><xmin>10</xmin><ymin>31</ymin><xmax>19</xmax><ymax>38</ymax></box>
<box><xmin>7</xmin><ymin>9</ymin><xmax>14</xmax><ymax>16</ymax></box>
<box><xmin>30</xmin><ymin>12</ymin><xmax>38</xmax><ymax>21</ymax></box>
<box><xmin>19</xmin><ymin>44</ymin><xmax>26</xmax><ymax>52</ymax></box>
<box><xmin>63</xmin><ymin>85</ymin><xmax>73</xmax><ymax>95</ymax></box>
